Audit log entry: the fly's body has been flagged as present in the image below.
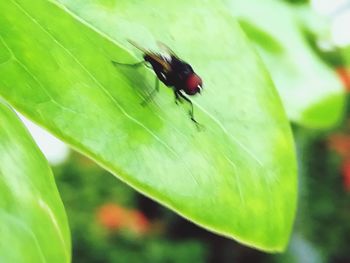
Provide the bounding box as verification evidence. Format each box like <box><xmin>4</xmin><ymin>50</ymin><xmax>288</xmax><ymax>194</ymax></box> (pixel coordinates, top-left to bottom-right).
<box><xmin>112</xmin><ymin>41</ymin><xmax>203</xmax><ymax>127</ymax></box>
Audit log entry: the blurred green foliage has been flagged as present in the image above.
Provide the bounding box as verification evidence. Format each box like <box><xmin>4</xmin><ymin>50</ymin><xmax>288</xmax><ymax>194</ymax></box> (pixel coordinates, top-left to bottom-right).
<box><xmin>300</xmin><ymin>138</ymin><xmax>350</xmax><ymax>261</ymax></box>
<box><xmin>54</xmin><ymin>153</ymin><xmax>208</xmax><ymax>263</ymax></box>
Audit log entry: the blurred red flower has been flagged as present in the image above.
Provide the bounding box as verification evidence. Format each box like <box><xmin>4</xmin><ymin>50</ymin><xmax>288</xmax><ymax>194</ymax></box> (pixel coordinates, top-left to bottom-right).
<box><xmin>97</xmin><ymin>203</ymin><xmax>150</xmax><ymax>234</ymax></box>
<box><xmin>328</xmin><ymin>134</ymin><xmax>350</xmax><ymax>158</ymax></box>
<box><xmin>97</xmin><ymin>203</ymin><xmax>127</xmax><ymax>230</ymax></box>
<box><xmin>328</xmin><ymin>134</ymin><xmax>350</xmax><ymax>191</ymax></box>
<box><xmin>127</xmin><ymin>210</ymin><xmax>150</xmax><ymax>235</ymax></box>
<box><xmin>341</xmin><ymin>161</ymin><xmax>350</xmax><ymax>192</ymax></box>
<box><xmin>336</xmin><ymin>67</ymin><xmax>350</xmax><ymax>91</ymax></box>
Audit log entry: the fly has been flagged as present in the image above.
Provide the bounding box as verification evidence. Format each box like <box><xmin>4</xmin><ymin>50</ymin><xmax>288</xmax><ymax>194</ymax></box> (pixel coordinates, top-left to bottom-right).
<box><xmin>112</xmin><ymin>41</ymin><xmax>203</xmax><ymax>128</ymax></box>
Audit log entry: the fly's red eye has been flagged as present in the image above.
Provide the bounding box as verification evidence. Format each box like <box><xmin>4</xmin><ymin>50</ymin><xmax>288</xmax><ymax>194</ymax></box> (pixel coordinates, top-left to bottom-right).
<box><xmin>185</xmin><ymin>74</ymin><xmax>203</xmax><ymax>95</ymax></box>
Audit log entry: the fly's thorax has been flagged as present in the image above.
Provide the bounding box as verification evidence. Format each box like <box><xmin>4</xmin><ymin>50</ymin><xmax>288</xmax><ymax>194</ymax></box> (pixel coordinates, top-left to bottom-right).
<box><xmin>171</xmin><ymin>59</ymin><xmax>194</xmax><ymax>82</ymax></box>
<box><xmin>144</xmin><ymin>53</ymin><xmax>172</xmax><ymax>72</ymax></box>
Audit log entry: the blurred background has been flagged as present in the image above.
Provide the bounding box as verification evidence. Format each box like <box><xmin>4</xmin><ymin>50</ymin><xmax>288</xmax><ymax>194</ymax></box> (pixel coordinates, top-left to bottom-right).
<box><xmin>20</xmin><ymin>0</ymin><xmax>350</xmax><ymax>262</ymax></box>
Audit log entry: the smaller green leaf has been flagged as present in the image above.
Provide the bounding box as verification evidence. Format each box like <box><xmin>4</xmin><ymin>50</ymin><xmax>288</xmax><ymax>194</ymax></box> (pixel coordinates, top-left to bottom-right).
<box><xmin>343</xmin><ymin>46</ymin><xmax>350</xmax><ymax>66</ymax></box>
<box><xmin>0</xmin><ymin>101</ymin><xmax>70</xmax><ymax>263</ymax></box>
<box><xmin>229</xmin><ymin>0</ymin><xmax>345</xmax><ymax>129</ymax></box>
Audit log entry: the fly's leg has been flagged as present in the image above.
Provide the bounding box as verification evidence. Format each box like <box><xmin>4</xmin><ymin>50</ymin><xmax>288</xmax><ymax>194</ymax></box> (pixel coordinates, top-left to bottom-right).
<box><xmin>141</xmin><ymin>76</ymin><xmax>160</xmax><ymax>106</ymax></box>
<box><xmin>112</xmin><ymin>60</ymin><xmax>152</xmax><ymax>69</ymax></box>
<box><xmin>177</xmin><ymin>91</ymin><xmax>203</xmax><ymax>130</ymax></box>
<box><xmin>174</xmin><ymin>90</ymin><xmax>182</xmax><ymax>105</ymax></box>
<box><xmin>111</xmin><ymin>60</ymin><xmax>146</xmax><ymax>68</ymax></box>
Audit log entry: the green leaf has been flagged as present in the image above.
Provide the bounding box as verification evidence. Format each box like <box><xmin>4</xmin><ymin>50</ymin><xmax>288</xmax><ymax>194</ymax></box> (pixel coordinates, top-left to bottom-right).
<box><xmin>343</xmin><ymin>46</ymin><xmax>350</xmax><ymax>66</ymax></box>
<box><xmin>0</xmin><ymin>0</ymin><xmax>297</xmax><ymax>251</ymax></box>
<box><xmin>0</xmin><ymin>101</ymin><xmax>70</xmax><ymax>262</ymax></box>
<box><xmin>228</xmin><ymin>0</ymin><xmax>345</xmax><ymax>129</ymax></box>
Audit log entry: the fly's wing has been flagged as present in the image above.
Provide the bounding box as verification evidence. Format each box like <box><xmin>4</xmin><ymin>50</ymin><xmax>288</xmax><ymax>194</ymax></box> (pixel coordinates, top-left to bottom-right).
<box><xmin>128</xmin><ymin>40</ymin><xmax>171</xmax><ymax>72</ymax></box>
<box><xmin>128</xmin><ymin>39</ymin><xmax>149</xmax><ymax>54</ymax></box>
<box><xmin>156</xmin><ymin>41</ymin><xmax>178</xmax><ymax>58</ymax></box>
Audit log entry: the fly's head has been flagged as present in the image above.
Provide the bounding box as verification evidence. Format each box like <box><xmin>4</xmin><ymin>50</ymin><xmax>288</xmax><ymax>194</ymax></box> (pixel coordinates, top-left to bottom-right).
<box><xmin>184</xmin><ymin>73</ymin><xmax>203</xmax><ymax>95</ymax></box>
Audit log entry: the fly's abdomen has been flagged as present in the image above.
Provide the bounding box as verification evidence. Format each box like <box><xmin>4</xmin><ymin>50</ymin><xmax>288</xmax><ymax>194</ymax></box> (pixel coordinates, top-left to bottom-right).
<box><xmin>144</xmin><ymin>54</ymin><xmax>173</xmax><ymax>86</ymax></box>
